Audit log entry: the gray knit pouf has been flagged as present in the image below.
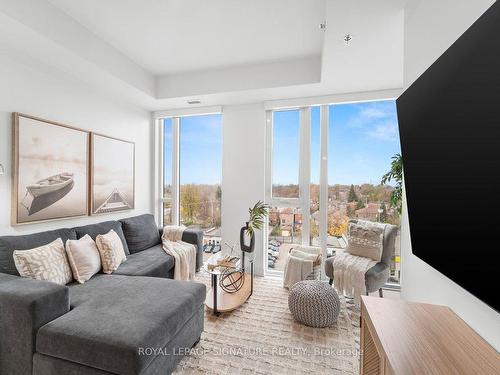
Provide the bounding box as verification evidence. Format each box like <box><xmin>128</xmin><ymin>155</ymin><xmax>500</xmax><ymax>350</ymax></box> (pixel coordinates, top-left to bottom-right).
<box><xmin>288</xmin><ymin>280</ymin><xmax>340</xmax><ymax>328</ymax></box>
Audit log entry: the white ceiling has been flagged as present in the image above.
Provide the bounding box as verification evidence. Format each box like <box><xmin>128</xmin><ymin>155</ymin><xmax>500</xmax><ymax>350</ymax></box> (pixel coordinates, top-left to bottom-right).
<box><xmin>47</xmin><ymin>0</ymin><xmax>326</xmax><ymax>75</ymax></box>
<box><xmin>0</xmin><ymin>0</ymin><xmax>406</xmax><ymax>109</ymax></box>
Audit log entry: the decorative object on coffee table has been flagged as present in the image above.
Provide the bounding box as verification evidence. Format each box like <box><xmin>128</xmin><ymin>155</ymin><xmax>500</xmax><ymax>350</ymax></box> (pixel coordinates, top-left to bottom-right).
<box><xmin>288</xmin><ymin>280</ymin><xmax>340</xmax><ymax>328</ymax></box>
<box><xmin>241</xmin><ymin>201</ymin><xmax>269</xmax><ymax>242</ymax></box>
<box><xmin>220</xmin><ymin>267</ymin><xmax>245</xmax><ymax>293</ymax></box>
<box><xmin>240</xmin><ymin>200</ymin><xmax>269</xmax><ymax>270</ymax></box>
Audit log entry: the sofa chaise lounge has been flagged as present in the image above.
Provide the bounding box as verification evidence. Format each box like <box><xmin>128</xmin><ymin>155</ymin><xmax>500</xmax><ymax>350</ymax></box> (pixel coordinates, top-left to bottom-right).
<box><xmin>0</xmin><ymin>214</ymin><xmax>205</xmax><ymax>375</ymax></box>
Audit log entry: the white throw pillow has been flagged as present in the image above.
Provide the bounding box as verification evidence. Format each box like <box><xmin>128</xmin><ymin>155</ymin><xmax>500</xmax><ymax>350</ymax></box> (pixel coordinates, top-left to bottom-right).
<box><xmin>95</xmin><ymin>229</ymin><xmax>126</xmax><ymax>274</ymax></box>
<box><xmin>13</xmin><ymin>238</ymin><xmax>73</xmax><ymax>285</ymax></box>
<box><xmin>66</xmin><ymin>234</ymin><xmax>102</xmax><ymax>283</ymax></box>
<box><xmin>346</xmin><ymin>221</ymin><xmax>385</xmax><ymax>262</ymax></box>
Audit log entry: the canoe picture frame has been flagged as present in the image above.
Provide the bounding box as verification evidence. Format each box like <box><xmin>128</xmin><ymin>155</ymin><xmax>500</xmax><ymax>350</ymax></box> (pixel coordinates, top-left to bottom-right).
<box><xmin>90</xmin><ymin>133</ymin><xmax>135</xmax><ymax>215</ymax></box>
<box><xmin>11</xmin><ymin>113</ymin><xmax>90</xmax><ymax>225</ymax></box>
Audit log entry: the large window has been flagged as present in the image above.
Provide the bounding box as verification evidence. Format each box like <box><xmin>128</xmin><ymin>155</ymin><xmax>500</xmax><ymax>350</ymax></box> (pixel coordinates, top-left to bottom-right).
<box><xmin>161</xmin><ymin>114</ymin><xmax>222</xmax><ymax>241</ymax></box>
<box><xmin>328</xmin><ymin>101</ymin><xmax>401</xmax><ymax>283</ymax></box>
<box><xmin>179</xmin><ymin>115</ymin><xmax>222</xmax><ymax>232</ymax></box>
<box><xmin>272</xmin><ymin>110</ymin><xmax>300</xmax><ymax>198</ymax></box>
<box><xmin>267</xmin><ymin>101</ymin><xmax>401</xmax><ymax>284</ymax></box>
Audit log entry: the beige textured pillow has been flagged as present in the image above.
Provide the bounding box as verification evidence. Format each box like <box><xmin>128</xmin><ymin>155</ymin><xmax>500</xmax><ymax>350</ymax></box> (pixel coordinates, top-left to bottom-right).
<box><xmin>13</xmin><ymin>238</ymin><xmax>73</xmax><ymax>285</ymax></box>
<box><xmin>346</xmin><ymin>221</ymin><xmax>385</xmax><ymax>262</ymax></box>
<box><xmin>66</xmin><ymin>235</ymin><xmax>102</xmax><ymax>283</ymax></box>
<box><xmin>95</xmin><ymin>229</ymin><xmax>126</xmax><ymax>274</ymax></box>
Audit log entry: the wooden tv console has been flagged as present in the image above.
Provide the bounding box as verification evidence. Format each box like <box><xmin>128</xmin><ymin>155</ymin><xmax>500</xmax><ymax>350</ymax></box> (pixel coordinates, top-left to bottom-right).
<box><xmin>360</xmin><ymin>296</ymin><xmax>500</xmax><ymax>374</ymax></box>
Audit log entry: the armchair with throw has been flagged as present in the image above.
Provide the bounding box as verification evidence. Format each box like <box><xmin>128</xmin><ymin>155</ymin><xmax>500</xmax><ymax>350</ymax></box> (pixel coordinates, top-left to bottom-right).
<box><xmin>324</xmin><ymin>219</ymin><xmax>398</xmax><ymax>297</ymax></box>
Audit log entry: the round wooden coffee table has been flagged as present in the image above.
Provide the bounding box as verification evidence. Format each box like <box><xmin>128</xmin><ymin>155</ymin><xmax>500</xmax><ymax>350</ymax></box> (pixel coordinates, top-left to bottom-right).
<box><xmin>203</xmin><ymin>251</ymin><xmax>253</xmax><ymax>315</ymax></box>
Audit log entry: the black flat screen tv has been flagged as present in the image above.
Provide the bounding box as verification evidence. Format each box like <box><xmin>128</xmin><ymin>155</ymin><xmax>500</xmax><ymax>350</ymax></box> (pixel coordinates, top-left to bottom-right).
<box><xmin>397</xmin><ymin>2</ymin><xmax>500</xmax><ymax>311</ymax></box>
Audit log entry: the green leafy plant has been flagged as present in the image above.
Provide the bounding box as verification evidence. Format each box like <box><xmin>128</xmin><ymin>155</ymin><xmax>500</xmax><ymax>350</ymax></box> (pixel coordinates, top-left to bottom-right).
<box><xmin>381</xmin><ymin>153</ymin><xmax>403</xmax><ymax>214</ymax></box>
<box><xmin>246</xmin><ymin>201</ymin><xmax>270</xmax><ymax>237</ymax></box>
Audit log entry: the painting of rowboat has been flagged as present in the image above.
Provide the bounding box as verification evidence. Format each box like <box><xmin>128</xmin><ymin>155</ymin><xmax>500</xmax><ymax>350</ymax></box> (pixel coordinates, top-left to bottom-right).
<box><xmin>12</xmin><ymin>113</ymin><xmax>89</xmax><ymax>225</ymax></box>
<box><xmin>91</xmin><ymin>134</ymin><xmax>134</xmax><ymax>215</ymax></box>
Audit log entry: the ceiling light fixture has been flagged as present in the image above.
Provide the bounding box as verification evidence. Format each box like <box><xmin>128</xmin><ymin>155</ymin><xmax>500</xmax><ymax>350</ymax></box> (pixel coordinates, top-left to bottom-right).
<box><xmin>187</xmin><ymin>99</ymin><xmax>201</xmax><ymax>105</ymax></box>
<box><xmin>343</xmin><ymin>34</ymin><xmax>353</xmax><ymax>46</ymax></box>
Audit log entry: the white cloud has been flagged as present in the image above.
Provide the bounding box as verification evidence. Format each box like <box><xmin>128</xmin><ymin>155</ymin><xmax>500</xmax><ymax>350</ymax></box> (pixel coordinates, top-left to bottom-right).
<box><xmin>346</xmin><ymin>101</ymin><xmax>396</xmax><ymax>129</ymax></box>
<box><xmin>340</xmin><ymin>101</ymin><xmax>399</xmax><ymax>143</ymax></box>
<box><xmin>366</xmin><ymin>121</ymin><xmax>399</xmax><ymax>142</ymax></box>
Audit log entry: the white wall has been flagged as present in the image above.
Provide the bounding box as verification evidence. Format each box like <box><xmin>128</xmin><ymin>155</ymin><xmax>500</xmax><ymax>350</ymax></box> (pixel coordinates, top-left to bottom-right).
<box><xmin>401</xmin><ymin>0</ymin><xmax>500</xmax><ymax>350</ymax></box>
<box><xmin>221</xmin><ymin>104</ymin><xmax>266</xmax><ymax>276</ymax></box>
<box><xmin>0</xmin><ymin>46</ymin><xmax>153</xmax><ymax>236</ymax></box>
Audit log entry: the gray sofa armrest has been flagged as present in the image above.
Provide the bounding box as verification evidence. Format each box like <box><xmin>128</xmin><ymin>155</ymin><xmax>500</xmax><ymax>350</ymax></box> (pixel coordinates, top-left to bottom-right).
<box><xmin>158</xmin><ymin>228</ymin><xmax>204</xmax><ymax>272</ymax></box>
<box><xmin>182</xmin><ymin>229</ymin><xmax>204</xmax><ymax>272</ymax></box>
<box><xmin>0</xmin><ymin>273</ymin><xmax>69</xmax><ymax>375</ymax></box>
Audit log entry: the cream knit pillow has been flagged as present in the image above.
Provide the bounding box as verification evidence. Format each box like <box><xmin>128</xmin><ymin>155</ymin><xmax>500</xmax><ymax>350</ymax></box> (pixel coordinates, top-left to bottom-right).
<box><xmin>95</xmin><ymin>229</ymin><xmax>126</xmax><ymax>274</ymax></box>
<box><xmin>346</xmin><ymin>221</ymin><xmax>385</xmax><ymax>262</ymax></box>
<box><xmin>13</xmin><ymin>238</ymin><xmax>73</xmax><ymax>285</ymax></box>
<box><xmin>66</xmin><ymin>234</ymin><xmax>102</xmax><ymax>283</ymax></box>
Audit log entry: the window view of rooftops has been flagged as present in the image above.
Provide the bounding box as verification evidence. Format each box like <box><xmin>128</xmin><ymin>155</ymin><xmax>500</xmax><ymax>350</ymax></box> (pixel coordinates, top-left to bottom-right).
<box><xmin>163</xmin><ymin>115</ymin><xmax>222</xmax><ymax>259</ymax></box>
<box><xmin>268</xmin><ymin>101</ymin><xmax>402</xmax><ymax>284</ymax></box>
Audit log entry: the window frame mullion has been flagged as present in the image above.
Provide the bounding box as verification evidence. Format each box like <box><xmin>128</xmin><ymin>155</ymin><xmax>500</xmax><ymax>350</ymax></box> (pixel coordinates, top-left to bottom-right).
<box><xmin>172</xmin><ymin>117</ymin><xmax>180</xmax><ymax>226</ymax></box>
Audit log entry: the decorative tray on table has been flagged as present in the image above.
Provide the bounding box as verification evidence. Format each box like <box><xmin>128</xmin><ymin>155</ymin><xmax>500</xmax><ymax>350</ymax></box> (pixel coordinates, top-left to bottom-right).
<box><xmin>207</xmin><ymin>255</ymin><xmax>240</xmax><ymax>271</ymax></box>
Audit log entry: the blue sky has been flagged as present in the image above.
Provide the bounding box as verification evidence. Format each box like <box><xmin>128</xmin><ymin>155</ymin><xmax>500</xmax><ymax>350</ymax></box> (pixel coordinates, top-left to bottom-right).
<box><xmin>273</xmin><ymin>100</ymin><xmax>401</xmax><ymax>186</ymax></box>
<box><xmin>164</xmin><ymin>114</ymin><xmax>222</xmax><ymax>185</ymax></box>
<box><xmin>164</xmin><ymin>100</ymin><xmax>400</xmax><ymax>186</ymax></box>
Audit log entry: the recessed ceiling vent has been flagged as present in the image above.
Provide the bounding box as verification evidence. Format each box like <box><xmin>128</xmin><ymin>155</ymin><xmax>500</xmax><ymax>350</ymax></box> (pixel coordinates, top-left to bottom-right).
<box><xmin>187</xmin><ymin>99</ymin><xmax>201</xmax><ymax>105</ymax></box>
<box><xmin>344</xmin><ymin>34</ymin><xmax>353</xmax><ymax>45</ymax></box>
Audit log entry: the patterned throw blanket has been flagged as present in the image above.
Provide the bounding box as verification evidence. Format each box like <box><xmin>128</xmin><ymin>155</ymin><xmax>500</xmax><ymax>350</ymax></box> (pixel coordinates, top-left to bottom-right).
<box><xmin>161</xmin><ymin>226</ymin><xmax>196</xmax><ymax>281</ymax></box>
<box><xmin>333</xmin><ymin>251</ymin><xmax>377</xmax><ymax>306</ymax></box>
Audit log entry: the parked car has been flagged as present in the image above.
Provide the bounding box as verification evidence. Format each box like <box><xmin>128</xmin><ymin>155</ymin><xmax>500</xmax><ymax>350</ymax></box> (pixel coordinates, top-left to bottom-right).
<box><xmin>204</xmin><ymin>242</ymin><xmax>214</xmax><ymax>253</ymax></box>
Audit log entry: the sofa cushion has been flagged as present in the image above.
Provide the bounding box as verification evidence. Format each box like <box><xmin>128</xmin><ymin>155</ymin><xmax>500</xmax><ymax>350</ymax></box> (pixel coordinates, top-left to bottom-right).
<box><xmin>0</xmin><ymin>228</ymin><xmax>76</xmax><ymax>276</ymax></box>
<box><xmin>119</xmin><ymin>214</ymin><xmax>161</xmax><ymax>254</ymax></box>
<box><xmin>66</xmin><ymin>235</ymin><xmax>101</xmax><ymax>284</ymax></box>
<box><xmin>113</xmin><ymin>245</ymin><xmax>174</xmax><ymax>278</ymax></box>
<box><xmin>95</xmin><ymin>230</ymin><xmax>127</xmax><ymax>274</ymax></box>
<box><xmin>73</xmin><ymin>221</ymin><xmax>129</xmax><ymax>255</ymax></box>
<box><xmin>13</xmin><ymin>238</ymin><xmax>73</xmax><ymax>285</ymax></box>
<box><xmin>36</xmin><ymin>275</ymin><xmax>206</xmax><ymax>375</ymax></box>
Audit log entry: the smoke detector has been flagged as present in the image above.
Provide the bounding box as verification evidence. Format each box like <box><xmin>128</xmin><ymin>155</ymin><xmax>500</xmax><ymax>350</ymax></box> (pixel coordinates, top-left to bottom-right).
<box><xmin>343</xmin><ymin>34</ymin><xmax>353</xmax><ymax>45</ymax></box>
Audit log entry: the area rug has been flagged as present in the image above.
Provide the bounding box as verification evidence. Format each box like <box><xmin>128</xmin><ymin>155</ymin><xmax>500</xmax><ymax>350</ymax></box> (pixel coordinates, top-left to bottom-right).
<box><xmin>173</xmin><ymin>274</ymin><xmax>361</xmax><ymax>375</ymax></box>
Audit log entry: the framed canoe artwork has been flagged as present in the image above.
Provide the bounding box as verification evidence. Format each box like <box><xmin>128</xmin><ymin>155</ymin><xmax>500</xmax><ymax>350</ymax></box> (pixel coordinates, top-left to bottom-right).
<box><xmin>12</xmin><ymin>113</ymin><xmax>90</xmax><ymax>225</ymax></box>
<box><xmin>91</xmin><ymin>134</ymin><xmax>135</xmax><ymax>215</ymax></box>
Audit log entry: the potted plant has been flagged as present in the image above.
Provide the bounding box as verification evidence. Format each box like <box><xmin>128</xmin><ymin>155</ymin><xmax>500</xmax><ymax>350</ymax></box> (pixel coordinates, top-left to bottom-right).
<box><xmin>240</xmin><ymin>201</ymin><xmax>269</xmax><ymax>253</ymax></box>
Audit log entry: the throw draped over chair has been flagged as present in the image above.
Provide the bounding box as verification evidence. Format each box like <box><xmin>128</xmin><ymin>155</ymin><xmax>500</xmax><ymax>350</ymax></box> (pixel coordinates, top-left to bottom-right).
<box><xmin>324</xmin><ymin>219</ymin><xmax>398</xmax><ymax>297</ymax></box>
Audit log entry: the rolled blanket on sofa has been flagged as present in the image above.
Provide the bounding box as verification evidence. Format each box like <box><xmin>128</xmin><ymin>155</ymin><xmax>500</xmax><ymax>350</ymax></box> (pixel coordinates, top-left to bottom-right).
<box><xmin>162</xmin><ymin>226</ymin><xmax>197</xmax><ymax>281</ymax></box>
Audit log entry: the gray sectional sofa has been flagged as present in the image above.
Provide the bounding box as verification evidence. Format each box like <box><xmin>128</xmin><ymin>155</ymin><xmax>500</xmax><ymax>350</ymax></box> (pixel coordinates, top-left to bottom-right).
<box><xmin>0</xmin><ymin>214</ymin><xmax>206</xmax><ymax>375</ymax></box>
